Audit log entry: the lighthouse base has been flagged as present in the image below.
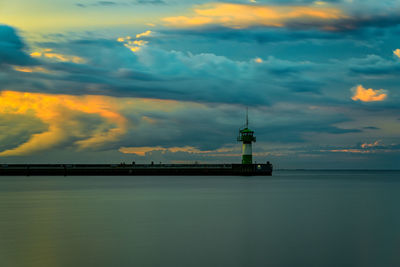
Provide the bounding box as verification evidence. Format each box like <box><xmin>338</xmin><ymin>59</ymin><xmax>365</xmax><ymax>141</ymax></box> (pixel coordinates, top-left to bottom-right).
<box><xmin>242</xmin><ymin>155</ymin><xmax>252</xmax><ymax>164</ymax></box>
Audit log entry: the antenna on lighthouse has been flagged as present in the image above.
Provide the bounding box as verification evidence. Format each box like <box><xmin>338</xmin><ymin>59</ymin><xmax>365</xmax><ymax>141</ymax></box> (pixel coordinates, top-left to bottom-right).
<box><xmin>246</xmin><ymin>107</ymin><xmax>249</xmax><ymax>128</ymax></box>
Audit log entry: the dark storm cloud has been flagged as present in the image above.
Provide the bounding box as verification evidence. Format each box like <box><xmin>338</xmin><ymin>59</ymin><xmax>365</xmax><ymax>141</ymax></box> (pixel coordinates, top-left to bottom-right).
<box><xmin>106</xmin><ymin>102</ymin><xmax>363</xmax><ymax>152</ymax></box>
<box><xmin>348</xmin><ymin>55</ymin><xmax>400</xmax><ymax>76</ymax></box>
<box><xmin>284</xmin><ymin>80</ymin><xmax>323</xmax><ymax>94</ymax></box>
<box><xmin>76</xmin><ymin>1</ymin><xmax>122</xmax><ymax>7</ymax></box>
<box><xmin>255</xmin><ymin>112</ymin><xmax>361</xmax><ymax>143</ymax></box>
<box><xmin>159</xmin><ymin>1</ymin><xmax>400</xmax><ymax>45</ymax></box>
<box><xmin>20</xmin><ymin>39</ymin><xmax>306</xmax><ymax>104</ymax></box>
<box><xmin>97</xmin><ymin>1</ymin><xmax>118</xmax><ymax>5</ymax></box>
<box><xmin>161</xmin><ymin>27</ymin><xmax>346</xmax><ymax>44</ymax></box>
<box><xmin>134</xmin><ymin>0</ymin><xmax>166</xmax><ymax>4</ymax></box>
<box><xmin>363</xmin><ymin>126</ymin><xmax>380</xmax><ymax>130</ymax></box>
<box><xmin>4</xmin><ymin>28</ymin><xmax>398</xmax><ymax>111</ymax></box>
<box><xmin>162</xmin><ymin>22</ymin><xmax>399</xmax><ymax>45</ymax></box>
<box><xmin>5</xmin><ymin>32</ymin><xmax>394</xmax><ymax>108</ymax></box>
<box><xmin>282</xmin><ymin>12</ymin><xmax>400</xmax><ymax>32</ymax></box>
<box><xmin>0</xmin><ymin>25</ymin><xmax>36</xmax><ymax>67</ymax></box>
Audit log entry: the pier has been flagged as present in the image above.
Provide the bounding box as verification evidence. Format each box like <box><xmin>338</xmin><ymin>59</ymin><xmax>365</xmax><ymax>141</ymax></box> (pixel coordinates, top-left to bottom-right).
<box><xmin>0</xmin><ymin>163</ymin><xmax>273</xmax><ymax>176</ymax></box>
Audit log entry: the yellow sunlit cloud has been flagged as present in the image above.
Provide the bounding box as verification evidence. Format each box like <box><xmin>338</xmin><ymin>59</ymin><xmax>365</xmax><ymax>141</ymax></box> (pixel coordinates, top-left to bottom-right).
<box><xmin>254</xmin><ymin>58</ymin><xmax>263</xmax><ymax>63</ymax></box>
<box><xmin>13</xmin><ymin>66</ymin><xmax>50</xmax><ymax>73</ymax></box>
<box><xmin>0</xmin><ymin>91</ymin><xmax>128</xmax><ymax>156</ymax></box>
<box><xmin>127</xmin><ymin>46</ymin><xmax>142</xmax><ymax>52</ymax></box>
<box><xmin>30</xmin><ymin>52</ymin><xmax>42</xmax><ymax>57</ymax></box>
<box><xmin>136</xmin><ymin>40</ymin><xmax>149</xmax><ymax>45</ymax></box>
<box><xmin>394</xmin><ymin>49</ymin><xmax>400</xmax><ymax>58</ymax></box>
<box><xmin>351</xmin><ymin>85</ymin><xmax>387</xmax><ymax>102</ymax></box>
<box><xmin>163</xmin><ymin>3</ymin><xmax>347</xmax><ymax>29</ymax></box>
<box><xmin>136</xmin><ymin>30</ymin><xmax>152</xmax><ymax>38</ymax></box>
<box><xmin>118</xmin><ymin>32</ymin><xmax>151</xmax><ymax>53</ymax></box>
<box><xmin>30</xmin><ymin>49</ymin><xmax>85</xmax><ymax>64</ymax></box>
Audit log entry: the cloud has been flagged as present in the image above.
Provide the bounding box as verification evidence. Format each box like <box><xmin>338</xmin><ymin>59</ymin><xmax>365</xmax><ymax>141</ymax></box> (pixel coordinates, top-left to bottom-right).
<box><xmin>97</xmin><ymin>1</ymin><xmax>117</xmax><ymax>6</ymax></box>
<box><xmin>136</xmin><ymin>30</ymin><xmax>152</xmax><ymax>38</ymax></box>
<box><xmin>76</xmin><ymin>1</ymin><xmax>118</xmax><ymax>7</ymax></box>
<box><xmin>0</xmin><ymin>90</ymin><xmax>365</xmax><ymax>159</ymax></box>
<box><xmin>363</xmin><ymin>126</ymin><xmax>380</xmax><ymax>130</ymax></box>
<box><xmin>163</xmin><ymin>3</ymin><xmax>347</xmax><ymax>29</ymax></box>
<box><xmin>116</xmin><ymin>31</ymin><xmax>152</xmax><ymax>52</ymax></box>
<box><xmin>0</xmin><ymin>25</ymin><xmax>397</xmax><ymax>164</ymax></box>
<box><xmin>119</xmin><ymin>146</ymin><xmax>233</xmax><ymax>156</ymax></box>
<box><xmin>30</xmin><ymin>48</ymin><xmax>85</xmax><ymax>64</ymax></box>
<box><xmin>160</xmin><ymin>27</ymin><xmax>350</xmax><ymax>45</ymax></box>
<box><xmin>348</xmin><ymin>54</ymin><xmax>400</xmax><ymax>76</ymax></box>
<box><xmin>135</xmin><ymin>0</ymin><xmax>166</xmax><ymax>4</ymax></box>
<box><xmin>75</xmin><ymin>0</ymin><xmax>165</xmax><ymax>7</ymax></box>
<box><xmin>24</xmin><ymin>35</ymin><xmax>323</xmax><ymax>104</ymax></box>
<box><xmin>158</xmin><ymin>2</ymin><xmax>400</xmax><ymax>46</ymax></box>
<box><xmin>360</xmin><ymin>140</ymin><xmax>381</xmax><ymax>148</ymax></box>
<box><xmin>13</xmin><ymin>66</ymin><xmax>50</xmax><ymax>73</ymax></box>
<box><xmin>2</xmin><ymin>26</ymin><xmax>396</xmax><ymax>110</ymax></box>
<box><xmin>320</xmin><ymin>140</ymin><xmax>400</xmax><ymax>154</ymax></box>
<box><xmin>351</xmin><ymin>85</ymin><xmax>387</xmax><ymax>102</ymax></box>
<box><xmin>0</xmin><ymin>91</ymin><xmax>128</xmax><ymax>156</ymax></box>
<box><xmin>161</xmin><ymin>2</ymin><xmax>400</xmax><ymax>33</ymax></box>
<box><xmin>394</xmin><ymin>49</ymin><xmax>400</xmax><ymax>58</ymax></box>
<box><xmin>0</xmin><ymin>25</ymin><xmax>36</xmax><ymax>67</ymax></box>
<box><xmin>325</xmin><ymin>148</ymin><xmax>371</xmax><ymax>153</ymax></box>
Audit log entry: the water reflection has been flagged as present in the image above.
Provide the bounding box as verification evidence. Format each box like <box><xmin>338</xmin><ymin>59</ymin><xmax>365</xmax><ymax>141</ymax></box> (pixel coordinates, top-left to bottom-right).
<box><xmin>0</xmin><ymin>172</ymin><xmax>399</xmax><ymax>267</ymax></box>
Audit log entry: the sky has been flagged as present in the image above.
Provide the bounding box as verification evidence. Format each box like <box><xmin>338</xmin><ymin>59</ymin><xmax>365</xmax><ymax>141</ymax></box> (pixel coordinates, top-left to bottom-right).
<box><xmin>0</xmin><ymin>0</ymin><xmax>399</xmax><ymax>168</ymax></box>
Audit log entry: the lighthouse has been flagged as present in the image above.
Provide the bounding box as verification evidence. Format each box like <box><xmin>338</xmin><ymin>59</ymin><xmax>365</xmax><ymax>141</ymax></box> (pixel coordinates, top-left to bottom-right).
<box><xmin>237</xmin><ymin>108</ymin><xmax>256</xmax><ymax>164</ymax></box>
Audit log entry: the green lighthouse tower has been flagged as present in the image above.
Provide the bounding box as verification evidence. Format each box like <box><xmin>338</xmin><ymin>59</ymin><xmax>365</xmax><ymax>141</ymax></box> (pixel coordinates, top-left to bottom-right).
<box><xmin>237</xmin><ymin>108</ymin><xmax>256</xmax><ymax>164</ymax></box>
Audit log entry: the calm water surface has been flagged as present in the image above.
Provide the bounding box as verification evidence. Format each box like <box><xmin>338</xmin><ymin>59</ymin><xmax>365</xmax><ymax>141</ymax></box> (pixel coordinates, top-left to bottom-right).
<box><xmin>1</xmin><ymin>170</ymin><xmax>399</xmax><ymax>267</ymax></box>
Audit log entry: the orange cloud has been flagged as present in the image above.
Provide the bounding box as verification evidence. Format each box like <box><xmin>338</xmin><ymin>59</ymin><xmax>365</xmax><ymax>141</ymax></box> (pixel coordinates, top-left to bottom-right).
<box><xmin>327</xmin><ymin>149</ymin><xmax>371</xmax><ymax>153</ymax></box>
<box><xmin>361</xmin><ymin>140</ymin><xmax>381</xmax><ymax>149</ymax></box>
<box><xmin>13</xmin><ymin>66</ymin><xmax>50</xmax><ymax>73</ymax></box>
<box><xmin>0</xmin><ymin>91</ymin><xmax>127</xmax><ymax>156</ymax></box>
<box><xmin>30</xmin><ymin>49</ymin><xmax>85</xmax><ymax>64</ymax></box>
<box><xmin>351</xmin><ymin>85</ymin><xmax>387</xmax><ymax>102</ymax></box>
<box><xmin>119</xmin><ymin>146</ymin><xmax>233</xmax><ymax>156</ymax></box>
<box><xmin>162</xmin><ymin>3</ymin><xmax>346</xmax><ymax>29</ymax></box>
<box><xmin>394</xmin><ymin>49</ymin><xmax>400</xmax><ymax>58</ymax></box>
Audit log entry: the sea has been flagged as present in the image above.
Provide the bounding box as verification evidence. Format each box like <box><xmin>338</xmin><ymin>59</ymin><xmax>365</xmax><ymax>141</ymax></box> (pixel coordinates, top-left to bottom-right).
<box><xmin>0</xmin><ymin>170</ymin><xmax>399</xmax><ymax>267</ymax></box>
